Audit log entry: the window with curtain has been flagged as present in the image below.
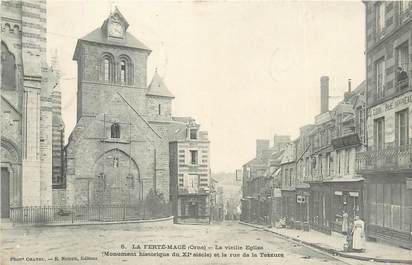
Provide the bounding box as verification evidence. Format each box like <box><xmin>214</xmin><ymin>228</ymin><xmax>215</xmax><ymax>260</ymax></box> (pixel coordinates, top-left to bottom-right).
<box><xmin>395</xmin><ymin>109</ymin><xmax>409</xmax><ymax>148</ymax></box>
<box><xmin>375</xmin><ymin>2</ymin><xmax>385</xmax><ymax>35</ymax></box>
<box><xmin>374</xmin><ymin>117</ymin><xmax>385</xmax><ymax>150</ymax></box>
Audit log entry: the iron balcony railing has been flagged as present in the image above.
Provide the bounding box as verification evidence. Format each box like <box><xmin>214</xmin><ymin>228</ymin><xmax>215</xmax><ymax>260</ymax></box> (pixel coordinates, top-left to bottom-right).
<box><xmin>10</xmin><ymin>203</ymin><xmax>171</xmax><ymax>225</ymax></box>
<box><xmin>356</xmin><ymin>144</ymin><xmax>412</xmax><ymax>171</ymax></box>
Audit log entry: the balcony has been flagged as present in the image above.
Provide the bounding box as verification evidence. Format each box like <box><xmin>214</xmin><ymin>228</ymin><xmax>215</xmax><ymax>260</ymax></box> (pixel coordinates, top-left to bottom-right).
<box><xmin>370</xmin><ymin>79</ymin><xmax>410</xmax><ymax>107</ymax></box>
<box><xmin>356</xmin><ymin>144</ymin><xmax>412</xmax><ymax>172</ymax></box>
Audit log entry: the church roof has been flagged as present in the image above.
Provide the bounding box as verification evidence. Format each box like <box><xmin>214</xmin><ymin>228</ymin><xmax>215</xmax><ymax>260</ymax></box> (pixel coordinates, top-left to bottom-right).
<box><xmin>146</xmin><ymin>71</ymin><xmax>174</xmax><ymax>98</ymax></box>
<box><xmin>73</xmin><ymin>7</ymin><xmax>150</xmax><ymax>60</ymax></box>
<box><xmin>76</xmin><ymin>27</ymin><xmax>151</xmax><ymax>52</ymax></box>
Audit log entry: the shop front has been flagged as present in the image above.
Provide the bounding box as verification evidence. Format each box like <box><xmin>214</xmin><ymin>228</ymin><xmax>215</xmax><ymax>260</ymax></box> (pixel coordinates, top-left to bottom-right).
<box><xmin>363</xmin><ymin>173</ymin><xmax>412</xmax><ymax>249</ymax></box>
<box><xmin>327</xmin><ymin>180</ymin><xmax>363</xmax><ymax>234</ymax></box>
<box><xmin>281</xmin><ymin>190</ymin><xmax>296</xmax><ymax>223</ymax></box>
<box><xmin>295</xmin><ymin>187</ymin><xmax>310</xmax><ymax>230</ymax></box>
<box><xmin>309</xmin><ymin>183</ymin><xmax>332</xmax><ymax>235</ymax></box>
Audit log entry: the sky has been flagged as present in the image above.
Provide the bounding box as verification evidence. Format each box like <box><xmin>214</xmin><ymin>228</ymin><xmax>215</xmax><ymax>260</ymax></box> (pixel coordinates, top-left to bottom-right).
<box><xmin>47</xmin><ymin>0</ymin><xmax>365</xmax><ymax>173</ymax></box>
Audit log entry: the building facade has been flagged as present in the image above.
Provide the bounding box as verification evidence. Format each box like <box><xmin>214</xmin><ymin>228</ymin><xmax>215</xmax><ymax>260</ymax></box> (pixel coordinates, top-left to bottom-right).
<box><xmin>241</xmin><ymin>138</ymin><xmax>286</xmax><ymax>225</ymax></box>
<box><xmin>307</xmin><ymin>78</ymin><xmax>366</xmax><ymax>235</ymax></box>
<box><xmin>357</xmin><ymin>1</ymin><xmax>412</xmax><ymax>249</ymax></box>
<box><xmin>280</xmin><ymin>141</ymin><xmax>297</xmax><ymax>225</ymax></box>
<box><xmin>169</xmin><ymin>118</ymin><xmax>211</xmax><ymax>224</ymax></box>
<box><xmin>1</xmin><ymin>0</ymin><xmax>61</xmax><ymax>217</ymax></box>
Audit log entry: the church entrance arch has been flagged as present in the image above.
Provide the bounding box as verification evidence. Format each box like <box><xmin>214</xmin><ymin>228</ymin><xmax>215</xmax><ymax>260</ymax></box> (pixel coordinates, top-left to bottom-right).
<box><xmin>91</xmin><ymin>148</ymin><xmax>141</xmax><ymax>205</ymax></box>
<box><xmin>1</xmin><ymin>137</ymin><xmax>21</xmax><ymax>217</ymax></box>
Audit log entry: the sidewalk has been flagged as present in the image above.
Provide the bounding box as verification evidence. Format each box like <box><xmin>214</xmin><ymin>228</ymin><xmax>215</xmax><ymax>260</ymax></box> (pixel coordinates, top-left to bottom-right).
<box><xmin>240</xmin><ymin>222</ymin><xmax>412</xmax><ymax>264</ymax></box>
<box><xmin>1</xmin><ymin>216</ymin><xmax>173</xmax><ymax>230</ymax></box>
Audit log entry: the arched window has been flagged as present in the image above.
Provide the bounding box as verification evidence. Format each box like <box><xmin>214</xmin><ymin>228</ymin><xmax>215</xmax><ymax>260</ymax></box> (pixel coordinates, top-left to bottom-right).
<box><xmin>102</xmin><ymin>53</ymin><xmax>114</xmax><ymax>83</ymax></box>
<box><xmin>104</xmin><ymin>58</ymin><xmax>110</xmax><ymax>82</ymax></box>
<box><xmin>120</xmin><ymin>60</ymin><xmax>127</xmax><ymax>84</ymax></box>
<box><xmin>4</xmin><ymin>23</ymin><xmax>11</xmax><ymax>33</ymax></box>
<box><xmin>1</xmin><ymin>42</ymin><xmax>16</xmax><ymax>90</ymax></box>
<box><xmin>13</xmin><ymin>25</ymin><xmax>19</xmax><ymax>34</ymax></box>
<box><xmin>111</xmin><ymin>123</ymin><xmax>120</xmax><ymax>138</ymax></box>
<box><xmin>119</xmin><ymin>55</ymin><xmax>132</xmax><ymax>85</ymax></box>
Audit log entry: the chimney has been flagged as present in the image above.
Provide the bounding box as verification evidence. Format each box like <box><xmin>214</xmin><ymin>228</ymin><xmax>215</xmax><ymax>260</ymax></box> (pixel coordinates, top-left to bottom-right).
<box><xmin>348</xmin><ymin>79</ymin><xmax>352</xmax><ymax>93</ymax></box>
<box><xmin>320</xmin><ymin>76</ymin><xmax>329</xmax><ymax>113</ymax></box>
<box><xmin>256</xmin><ymin>139</ymin><xmax>270</xmax><ymax>157</ymax></box>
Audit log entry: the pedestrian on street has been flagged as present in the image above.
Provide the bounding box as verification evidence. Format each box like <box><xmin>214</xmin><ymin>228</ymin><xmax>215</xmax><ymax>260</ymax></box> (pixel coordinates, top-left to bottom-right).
<box><xmin>342</xmin><ymin>210</ymin><xmax>349</xmax><ymax>235</ymax></box>
<box><xmin>351</xmin><ymin>215</ymin><xmax>365</xmax><ymax>252</ymax></box>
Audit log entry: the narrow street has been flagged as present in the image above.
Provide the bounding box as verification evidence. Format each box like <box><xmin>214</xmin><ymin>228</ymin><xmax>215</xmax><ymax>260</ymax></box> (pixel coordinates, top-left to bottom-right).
<box><xmin>1</xmin><ymin>221</ymin><xmax>372</xmax><ymax>265</ymax></box>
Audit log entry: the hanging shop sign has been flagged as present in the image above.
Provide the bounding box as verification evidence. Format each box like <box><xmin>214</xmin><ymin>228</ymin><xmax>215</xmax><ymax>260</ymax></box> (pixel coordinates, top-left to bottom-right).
<box><xmin>349</xmin><ymin>191</ymin><xmax>359</xmax><ymax>197</ymax></box>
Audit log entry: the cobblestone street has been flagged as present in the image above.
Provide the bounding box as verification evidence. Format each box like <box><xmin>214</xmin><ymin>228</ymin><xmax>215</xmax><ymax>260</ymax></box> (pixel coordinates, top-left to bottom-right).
<box><xmin>1</xmin><ymin>221</ymin><xmax>375</xmax><ymax>265</ymax></box>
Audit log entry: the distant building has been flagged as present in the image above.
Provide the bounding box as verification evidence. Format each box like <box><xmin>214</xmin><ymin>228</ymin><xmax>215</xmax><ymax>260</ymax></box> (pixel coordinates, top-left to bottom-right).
<box><xmin>280</xmin><ymin>141</ymin><xmax>297</xmax><ymax>225</ymax></box>
<box><xmin>357</xmin><ymin>1</ymin><xmax>412</xmax><ymax>249</ymax></box>
<box><xmin>241</xmin><ymin>138</ymin><xmax>287</xmax><ymax>225</ymax></box>
<box><xmin>169</xmin><ymin>118</ymin><xmax>211</xmax><ymax>224</ymax></box>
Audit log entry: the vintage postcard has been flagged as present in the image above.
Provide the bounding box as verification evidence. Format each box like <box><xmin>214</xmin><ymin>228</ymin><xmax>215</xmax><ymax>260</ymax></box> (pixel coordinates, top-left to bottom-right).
<box><xmin>1</xmin><ymin>0</ymin><xmax>411</xmax><ymax>264</ymax></box>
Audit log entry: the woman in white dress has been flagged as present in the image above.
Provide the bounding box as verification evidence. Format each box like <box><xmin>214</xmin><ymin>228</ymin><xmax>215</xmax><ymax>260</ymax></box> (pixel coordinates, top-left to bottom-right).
<box><xmin>342</xmin><ymin>211</ymin><xmax>349</xmax><ymax>235</ymax></box>
<box><xmin>351</xmin><ymin>215</ymin><xmax>365</xmax><ymax>252</ymax></box>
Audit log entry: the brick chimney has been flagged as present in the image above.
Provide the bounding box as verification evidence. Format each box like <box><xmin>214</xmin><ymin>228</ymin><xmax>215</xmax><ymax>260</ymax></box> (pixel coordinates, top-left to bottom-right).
<box><xmin>256</xmin><ymin>139</ymin><xmax>270</xmax><ymax>158</ymax></box>
<box><xmin>320</xmin><ymin>76</ymin><xmax>329</xmax><ymax>113</ymax></box>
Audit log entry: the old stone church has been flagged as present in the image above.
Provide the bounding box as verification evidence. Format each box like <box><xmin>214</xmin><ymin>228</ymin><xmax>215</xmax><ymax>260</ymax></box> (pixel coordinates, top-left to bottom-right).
<box><xmin>65</xmin><ymin>8</ymin><xmax>186</xmax><ymax>206</ymax></box>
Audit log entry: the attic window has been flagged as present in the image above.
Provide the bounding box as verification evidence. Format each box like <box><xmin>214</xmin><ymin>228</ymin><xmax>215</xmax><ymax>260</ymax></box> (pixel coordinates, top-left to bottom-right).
<box><xmin>158</xmin><ymin>104</ymin><xmax>161</xmax><ymax>115</ymax></box>
<box><xmin>190</xmin><ymin>129</ymin><xmax>198</xmax><ymax>140</ymax></box>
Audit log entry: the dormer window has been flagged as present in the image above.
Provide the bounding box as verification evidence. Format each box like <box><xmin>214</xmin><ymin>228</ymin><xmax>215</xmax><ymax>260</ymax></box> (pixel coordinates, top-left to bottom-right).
<box><xmin>111</xmin><ymin>123</ymin><xmax>120</xmax><ymax>138</ymax></box>
<box><xmin>190</xmin><ymin>129</ymin><xmax>198</xmax><ymax>140</ymax></box>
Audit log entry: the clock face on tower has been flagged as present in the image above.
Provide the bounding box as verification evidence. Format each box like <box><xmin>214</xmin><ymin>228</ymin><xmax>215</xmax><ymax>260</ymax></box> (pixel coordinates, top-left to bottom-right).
<box><xmin>108</xmin><ymin>18</ymin><xmax>123</xmax><ymax>38</ymax></box>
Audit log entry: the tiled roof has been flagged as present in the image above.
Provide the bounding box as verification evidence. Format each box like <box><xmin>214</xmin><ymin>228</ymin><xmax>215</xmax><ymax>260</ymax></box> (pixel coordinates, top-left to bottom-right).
<box><xmin>78</xmin><ymin>27</ymin><xmax>150</xmax><ymax>51</ymax></box>
<box><xmin>146</xmin><ymin>71</ymin><xmax>175</xmax><ymax>98</ymax></box>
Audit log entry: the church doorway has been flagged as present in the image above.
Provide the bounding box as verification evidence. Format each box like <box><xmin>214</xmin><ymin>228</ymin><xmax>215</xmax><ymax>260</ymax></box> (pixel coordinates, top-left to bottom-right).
<box><xmin>188</xmin><ymin>202</ymin><xmax>199</xmax><ymax>217</ymax></box>
<box><xmin>1</xmin><ymin>167</ymin><xmax>10</xmax><ymax>218</ymax></box>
